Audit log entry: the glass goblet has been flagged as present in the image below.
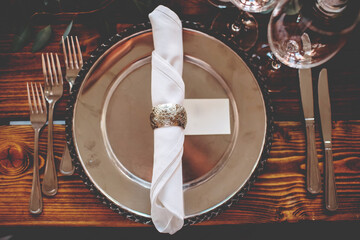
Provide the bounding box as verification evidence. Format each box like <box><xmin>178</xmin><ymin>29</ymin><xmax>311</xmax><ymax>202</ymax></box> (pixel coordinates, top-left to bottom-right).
<box><xmin>268</xmin><ymin>0</ymin><xmax>360</xmax><ymax>69</ymax></box>
<box><xmin>209</xmin><ymin>0</ymin><xmax>278</xmax><ymax>51</ymax></box>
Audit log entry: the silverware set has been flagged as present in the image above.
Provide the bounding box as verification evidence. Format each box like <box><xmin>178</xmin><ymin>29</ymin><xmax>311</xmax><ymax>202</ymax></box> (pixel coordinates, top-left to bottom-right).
<box><xmin>60</xmin><ymin>36</ymin><xmax>83</xmax><ymax>176</ymax></box>
<box><xmin>299</xmin><ymin>68</ymin><xmax>338</xmax><ymax>211</ymax></box>
<box><xmin>26</xmin><ymin>36</ymin><xmax>82</xmax><ymax>214</ymax></box>
<box><xmin>299</xmin><ymin>68</ymin><xmax>321</xmax><ymax>195</ymax></box>
<box><xmin>318</xmin><ymin>69</ymin><xmax>338</xmax><ymax>211</ymax></box>
<box><xmin>27</xmin><ymin>82</ymin><xmax>47</xmax><ymax>214</ymax></box>
<box><xmin>42</xmin><ymin>53</ymin><xmax>63</xmax><ymax>196</ymax></box>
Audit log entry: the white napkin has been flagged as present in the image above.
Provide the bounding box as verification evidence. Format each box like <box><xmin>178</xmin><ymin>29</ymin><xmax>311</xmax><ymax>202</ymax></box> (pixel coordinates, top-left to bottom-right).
<box><xmin>149</xmin><ymin>5</ymin><xmax>185</xmax><ymax>234</ymax></box>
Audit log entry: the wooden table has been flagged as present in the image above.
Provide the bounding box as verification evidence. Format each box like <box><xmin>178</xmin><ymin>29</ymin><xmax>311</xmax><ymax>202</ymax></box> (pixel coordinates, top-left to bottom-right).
<box><xmin>0</xmin><ymin>0</ymin><xmax>359</xmax><ymax>237</ymax></box>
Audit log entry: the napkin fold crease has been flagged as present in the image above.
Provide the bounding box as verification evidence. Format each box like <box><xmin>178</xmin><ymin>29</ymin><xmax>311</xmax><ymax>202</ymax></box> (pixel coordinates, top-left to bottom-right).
<box><xmin>149</xmin><ymin>5</ymin><xmax>185</xmax><ymax>235</ymax></box>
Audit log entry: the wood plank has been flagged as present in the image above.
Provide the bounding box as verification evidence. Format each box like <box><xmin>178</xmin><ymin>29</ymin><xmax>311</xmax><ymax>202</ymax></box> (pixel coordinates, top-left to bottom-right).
<box><xmin>0</xmin><ymin>121</ymin><xmax>359</xmax><ymax>226</ymax></box>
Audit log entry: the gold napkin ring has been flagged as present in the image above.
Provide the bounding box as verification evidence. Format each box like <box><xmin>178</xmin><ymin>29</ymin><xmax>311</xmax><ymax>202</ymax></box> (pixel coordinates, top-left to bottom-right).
<box><xmin>150</xmin><ymin>103</ymin><xmax>187</xmax><ymax>129</ymax></box>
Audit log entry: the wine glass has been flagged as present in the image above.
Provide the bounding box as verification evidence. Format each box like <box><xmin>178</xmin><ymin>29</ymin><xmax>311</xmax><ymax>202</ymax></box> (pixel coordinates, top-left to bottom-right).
<box><xmin>209</xmin><ymin>0</ymin><xmax>278</xmax><ymax>51</ymax></box>
<box><xmin>268</xmin><ymin>0</ymin><xmax>360</xmax><ymax>69</ymax></box>
<box><xmin>230</xmin><ymin>0</ymin><xmax>278</xmax><ymax>13</ymax></box>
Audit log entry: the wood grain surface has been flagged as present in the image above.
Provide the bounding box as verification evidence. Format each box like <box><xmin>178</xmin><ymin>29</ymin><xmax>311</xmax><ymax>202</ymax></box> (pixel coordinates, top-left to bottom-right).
<box><xmin>0</xmin><ymin>121</ymin><xmax>359</xmax><ymax>226</ymax></box>
<box><xmin>0</xmin><ymin>0</ymin><xmax>359</xmax><ymax>229</ymax></box>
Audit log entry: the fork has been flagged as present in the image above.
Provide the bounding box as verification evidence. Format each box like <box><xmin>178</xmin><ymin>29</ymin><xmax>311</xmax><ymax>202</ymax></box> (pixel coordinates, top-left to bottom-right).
<box><xmin>42</xmin><ymin>53</ymin><xmax>63</xmax><ymax>196</ymax></box>
<box><xmin>59</xmin><ymin>36</ymin><xmax>83</xmax><ymax>175</ymax></box>
<box><xmin>62</xmin><ymin>36</ymin><xmax>83</xmax><ymax>90</ymax></box>
<box><xmin>27</xmin><ymin>82</ymin><xmax>47</xmax><ymax>214</ymax></box>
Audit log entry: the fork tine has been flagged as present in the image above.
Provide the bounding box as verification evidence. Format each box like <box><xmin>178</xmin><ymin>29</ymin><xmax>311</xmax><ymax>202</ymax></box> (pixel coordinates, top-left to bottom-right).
<box><xmin>75</xmin><ymin>36</ymin><xmax>83</xmax><ymax>67</ymax></box>
<box><xmin>62</xmin><ymin>36</ymin><xmax>69</xmax><ymax>69</ymax></box>
<box><xmin>38</xmin><ymin>83</ymin><xmax>47</xmax><ymax>113</ymax></box>
<box><xmin>71</xmin><ymin>36</ymin><xmax>79</xmax><ymax>69</ymax></box>
<box><xmin>26</xmin><ymin>82</ymin><xmax>34</xmax><ymax>113</ymax></box>
<box><xmin>42</xmin><ymin>54</ymin><xmax>49</xmax><ymax>85</ymax></box>
<box><xmin>34</xmin><ymin>83</ymin><xmax>43</xmax><ymax>114</ymax></box>
<box><xmin>46</xmin><ymin>53</ymin><xmax>54</xmax><ymax>85</ymax></box>
<box><xmin>66</xmin><ymin>37</ymin><xmax>74</xmax><ymax>69</ymax></box>
<box><xmin>30</xmin><ymin>83</ymin><xmax>38</xmax><ymax>114</ymax></box>
<box><xmin>50</xmin><ymin>53</ymin><xmax>58</xmax><ymax>84</ymax></box>
<box><xmin>55</xmin><ymin>53</ymin><xmax>63</xmax><ymax>85</ymax></box>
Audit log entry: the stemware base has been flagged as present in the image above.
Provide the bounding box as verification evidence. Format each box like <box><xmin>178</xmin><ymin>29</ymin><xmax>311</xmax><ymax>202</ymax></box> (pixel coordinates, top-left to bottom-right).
<box><xmin>210</xmin><ymin>8</ymin><xmax>258</xmax><ymax>51</ymax></box>
<box><xmin>208</xmin><ymin>0</ymin><xmax>235</xmax><ymax>9</ymax></box>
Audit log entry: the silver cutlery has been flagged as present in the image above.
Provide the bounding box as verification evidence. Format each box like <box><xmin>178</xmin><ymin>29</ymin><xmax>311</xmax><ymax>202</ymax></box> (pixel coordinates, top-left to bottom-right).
<box><xmin>59</xmin><ymin>36</ymin><xmax>83</xmax><ymax>176</ymax></box>
<box><xmin>299</xmin><ymin>68</ymin><xmax>321</xmax><ymax>194</ymax></box>
<box><xmin>318</xmin><ymin>68</ymin><xmax>338</xmax><ymax>211</ymax></box>
<box><xmin>62</xmin><ymin>36</ymin><xmax>83</xmax><ymax>90</ymax></box>
<box><xmin>42</xmin><ymin>53</ymin><xmax>63</xmax><ymax>196</ymax></box>
<box><xmin>27</xmin><ymin>82</ymin><xmax>47</xmax><ymax>214</ymax></box>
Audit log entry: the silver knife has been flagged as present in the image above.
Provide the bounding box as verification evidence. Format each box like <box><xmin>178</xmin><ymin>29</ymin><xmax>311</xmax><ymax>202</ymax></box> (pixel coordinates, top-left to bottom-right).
<box><xmin>318</xmin><ymin>68</ymin><xmax>338</xmax><ymax>211</ymax></box>
<box><xmin>299</xmin><ymin>68</ymin><xmax>321</xmax><ymax>194</ymax></box>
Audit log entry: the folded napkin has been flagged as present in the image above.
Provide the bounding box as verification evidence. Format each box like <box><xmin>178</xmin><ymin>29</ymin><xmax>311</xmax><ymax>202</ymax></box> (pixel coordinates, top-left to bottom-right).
<box><xmin>149</xmin><ymin>5</ymin><xmax>185</xmax><ymax>234</ymax></box>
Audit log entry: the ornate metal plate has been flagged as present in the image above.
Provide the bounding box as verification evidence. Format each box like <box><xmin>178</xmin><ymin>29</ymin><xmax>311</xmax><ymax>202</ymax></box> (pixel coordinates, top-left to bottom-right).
<box><xmin>66</xmin><ymin>21</ymin><xmax>273</xmax><ymax>225</ymax></box>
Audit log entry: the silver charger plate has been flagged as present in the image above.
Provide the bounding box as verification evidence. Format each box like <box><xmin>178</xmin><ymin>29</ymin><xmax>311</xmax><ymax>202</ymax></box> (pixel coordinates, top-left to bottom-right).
<box><xmin>67</xmin><ymin>21</ymin><xmax>273</xmax><ymax>225</ymax></box>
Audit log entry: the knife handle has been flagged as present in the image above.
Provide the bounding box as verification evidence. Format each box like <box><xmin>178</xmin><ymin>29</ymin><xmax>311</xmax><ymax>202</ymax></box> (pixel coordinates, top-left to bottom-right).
<box><xmin>325</xmin><ymin>145</ymin><xmax>338</xmax><ymax>211</ymax></box>
<box><xmin>305</xmin><ymin>119</ymin><xmax>321</xmax><ymax>194</ymax></box>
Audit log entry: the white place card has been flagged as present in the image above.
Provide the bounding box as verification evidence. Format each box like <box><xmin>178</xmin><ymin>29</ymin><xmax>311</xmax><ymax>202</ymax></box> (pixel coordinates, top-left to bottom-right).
<box><xmin>183</xmin><ymin>99</ymin><xmax>231</xmax><ymax>135</ymax></box>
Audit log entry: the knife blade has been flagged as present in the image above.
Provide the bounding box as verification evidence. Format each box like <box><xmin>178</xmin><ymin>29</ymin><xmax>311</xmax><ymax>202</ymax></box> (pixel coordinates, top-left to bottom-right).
<box><xmin>318</xmin><ymin>68</ymin><xmax>338</xmax><ymax>211</ymax></box>
<box><xmin>318</xmin><ymin>69</ymin><xmax>332</xmax><ymax>144</ymax></box>
<box><xmin>299</xmin><ymin>68</ymin><xmax>321</xmax><ymax>194</ymax></box>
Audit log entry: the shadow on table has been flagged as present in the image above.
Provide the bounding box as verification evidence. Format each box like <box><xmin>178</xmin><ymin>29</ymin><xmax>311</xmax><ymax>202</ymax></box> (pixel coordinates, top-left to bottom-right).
<box><xmin>0</xmin><ymin>221</ymin><xmax>358</xmax><ymax>240</ymax></box>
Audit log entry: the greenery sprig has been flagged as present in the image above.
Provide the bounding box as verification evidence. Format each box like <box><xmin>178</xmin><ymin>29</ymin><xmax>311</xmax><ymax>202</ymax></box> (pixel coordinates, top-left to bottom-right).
<box><xmin>10</xmin><ymin>0</ymin><xmax>162</xmax><ymax>52</ymax></box>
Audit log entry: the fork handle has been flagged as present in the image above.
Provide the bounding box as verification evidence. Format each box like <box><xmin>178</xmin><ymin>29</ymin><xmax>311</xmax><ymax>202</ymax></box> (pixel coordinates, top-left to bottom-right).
<box><xmin>60</xmin><ymin>84</ymin><xmax>75</xmax><ymax>176</ymax></box>
<box><xmin>29</xmin><ymin>129</ymin><xmax>42</xmax><ymax>214</ymax></box>
<box><xmin>68</xmin><ymin>77</ymin><xmax>76</xmax><ymax>92</ymax></box>
<box><xmin>42</xmin><ymin>102</ymin><xmax>58</xmax><ymax>196</ymax></box>
<box><xmin>60</xmin><ymin>144</ymin><xmax>75</xmax><ymax>175</ymax></box>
